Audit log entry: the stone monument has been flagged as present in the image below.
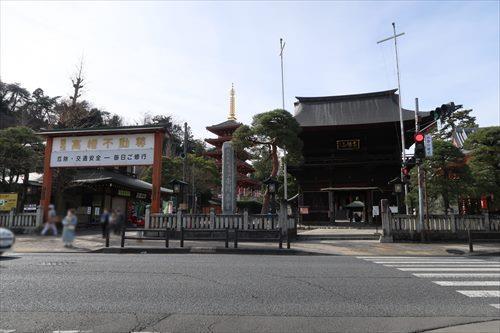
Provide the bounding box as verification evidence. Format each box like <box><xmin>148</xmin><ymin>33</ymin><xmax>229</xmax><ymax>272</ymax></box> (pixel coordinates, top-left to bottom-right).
<box><xmin>222</xmin><ymin>141</ymin><xmax>237</xmax><ymax>214</ymax></box>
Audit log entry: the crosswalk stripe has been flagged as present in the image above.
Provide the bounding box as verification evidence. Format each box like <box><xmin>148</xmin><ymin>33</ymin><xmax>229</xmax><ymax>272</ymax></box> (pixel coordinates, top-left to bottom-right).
<box><xmin>398</xmin><ymin>267</ymin><xmax>500</xmax><ymax>271</ymax></box>
<box><xmin>356</xmin><ymin>256</ymin><xmax>471</xmax><ymax>259</ymax></box>
<box><xmin>373</xmin><ymin>261</ymin><xmax>486</xmax><ymax>264</ymax></box>
<box><xmin>413</xmin><ymin>273</ymin><xmax>500</xmax><ymax>278</ymax></box>
<box><xmin>385</xmin><ymin>264</ymin><xmax>500</xmax><ymax>267</ymax></box>
<box><xmin>432</xmin><ymin>281</ymin><xmax>500</xmax><ymax>286</ymax></box>
<box><xmin>490</xmin><ymin>304</ymin><xmax>500</xmax><ymax>309</ymax></box>
<box><xmin>456</xmin><ymin>290</ymin><xmax>500</xmax><ymax>297</ymax></box>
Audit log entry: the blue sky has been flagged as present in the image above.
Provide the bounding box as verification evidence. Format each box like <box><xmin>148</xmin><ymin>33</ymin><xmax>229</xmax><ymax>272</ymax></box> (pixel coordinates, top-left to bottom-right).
<box><xmin>1</xmin><ymin>1</ymin><xmax>498</xmax><ymax>139</ymax></box>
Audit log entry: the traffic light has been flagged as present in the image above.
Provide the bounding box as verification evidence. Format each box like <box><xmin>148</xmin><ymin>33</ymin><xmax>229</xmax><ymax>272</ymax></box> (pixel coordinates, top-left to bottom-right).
<box><xmin>414</xmin><ymin>132</ymin><xmax>426</xmax><ymax>160</ymax></box>
<box><xmin>430</xmin><ymin>102</ymin><xmax>463</xmax><ymax>121</ymax></box>
<box><xmin>401</xmin><ymin>165</ymin><xmax>411</xmax><ymax>184</ymax></box>
<box><xmin>401</xmin><ymin>157</ymin><xmax>416</xmax><ymax>184</ymax></box>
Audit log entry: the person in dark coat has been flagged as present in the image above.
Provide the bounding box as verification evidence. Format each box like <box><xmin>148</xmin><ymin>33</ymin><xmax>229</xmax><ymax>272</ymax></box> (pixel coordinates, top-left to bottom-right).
<box><xmin>100</xmin><ymin>209</ymin><xmax>110</xmax><ymax>238</ymax></box>
<box><xmin>114</xmin><ymin>209</ymin><xmax>125</xmax><ymax>235</ymax></box>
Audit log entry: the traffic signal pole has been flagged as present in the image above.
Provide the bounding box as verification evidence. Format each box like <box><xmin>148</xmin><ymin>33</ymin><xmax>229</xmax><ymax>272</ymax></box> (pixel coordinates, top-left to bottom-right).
<box><xmin>415</xmin><ymin>98</ymin><xmax>425</xmax><ymax>238</ymax></box>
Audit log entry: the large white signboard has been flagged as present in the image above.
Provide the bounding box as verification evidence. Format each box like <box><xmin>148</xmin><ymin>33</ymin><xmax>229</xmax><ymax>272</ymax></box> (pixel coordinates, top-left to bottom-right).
<box><xmin>50</xmin><ymin>133</ymin><xmax>155</xmax><ymax>167</ymax></box>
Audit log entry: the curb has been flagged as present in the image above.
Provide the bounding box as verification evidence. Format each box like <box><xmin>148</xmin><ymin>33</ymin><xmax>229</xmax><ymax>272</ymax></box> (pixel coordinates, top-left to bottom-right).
<box><xmin>94</xmin><ymin>247</ymin><xmax>324</xmax><ymax>255</ymax></box>
<box><xmin>297</xmin><ymin>236</ymin><xmax>380</xmax><ymax>241</ymax></box>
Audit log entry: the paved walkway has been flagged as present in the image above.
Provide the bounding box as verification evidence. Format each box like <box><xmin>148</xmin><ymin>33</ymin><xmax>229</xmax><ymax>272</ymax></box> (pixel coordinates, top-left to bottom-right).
<box><xmin>9</xmin><ymin>231</ymin><xmax>500</xmax><ymax>256</ymax></box>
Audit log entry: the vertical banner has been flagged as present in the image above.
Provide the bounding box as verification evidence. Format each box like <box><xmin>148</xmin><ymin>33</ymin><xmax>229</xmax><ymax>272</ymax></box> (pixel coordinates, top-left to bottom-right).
<box><xmin>424</xmin><ymin>134</ymin><xmax>433</xmax><ymax>157</ymax></box>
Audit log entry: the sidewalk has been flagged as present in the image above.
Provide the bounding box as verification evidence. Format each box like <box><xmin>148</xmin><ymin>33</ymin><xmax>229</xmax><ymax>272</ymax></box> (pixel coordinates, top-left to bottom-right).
<box><xmin>9</xmin><ymin>230</ymin><xmax>500</xmax><ymax>256</ymax></box>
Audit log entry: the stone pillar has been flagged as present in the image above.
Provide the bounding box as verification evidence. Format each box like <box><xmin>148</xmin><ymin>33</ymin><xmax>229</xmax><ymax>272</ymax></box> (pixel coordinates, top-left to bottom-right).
<box><xmin>380</xmin><ymin>199</ymin><xmax>393</xmax><ymax>243</ymax></box>
<box><xmin>144</xmin><ymin>205</ymin><xmax>151</xmax><ymax>229</ymax></box>
<box><xmin>35</xmin><ymin>205</ymin><xmax>44</xmax><ymax>227</ymax></box>
<box><xmin>8</xmin><ymin>209</ymin><xmax>14</xmax><ymax>228</ymax></box>
<box><xmin>483</xmin><ymin>212</ymin><xmax>489</xmax><ymax>231</ymax></box>
<box><xmin>176</xmin><ymin>211</ymin><xmax>182</xmax><ymax>231</ymax></box>
<box><xmin>222</xmin><ymin>141</ymin><xmax>236</xmax><ymax>214</ymax></box>
<box><xmin>209</xmin><ymin>208</ymin><xmax>215</xmax><ymax>230</ymax></box>
<box><xmin>243</xmin><ymin>209</ymin><xmax>249</xmax><ymax>230</ymax></box>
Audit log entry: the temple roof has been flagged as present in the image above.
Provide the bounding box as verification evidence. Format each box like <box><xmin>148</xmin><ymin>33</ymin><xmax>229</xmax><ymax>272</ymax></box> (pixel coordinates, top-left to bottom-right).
<box><xmin>206</xmin><ymin>119</ymin><xmax>242</xmax><ymax>134</ymax></box>
<box><xmin>294</xmin><ymin>89</ymin><xmax>430</xmax><ymax>127</ymax></box>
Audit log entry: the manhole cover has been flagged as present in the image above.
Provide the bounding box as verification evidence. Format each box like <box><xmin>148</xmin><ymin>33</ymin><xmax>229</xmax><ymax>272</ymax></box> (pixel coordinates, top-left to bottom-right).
<box><xmin>38</xmin><ymin>261</ymin><xmax>76</xmax><ymax>266</ymax></box>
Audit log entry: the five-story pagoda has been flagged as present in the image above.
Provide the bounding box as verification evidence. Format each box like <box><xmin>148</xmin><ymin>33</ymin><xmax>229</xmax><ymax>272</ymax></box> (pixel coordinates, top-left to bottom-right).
<box><xmin>205</xmin><ymin>84</ymin><xmax>260</xmax><ymax>196</ymax></box>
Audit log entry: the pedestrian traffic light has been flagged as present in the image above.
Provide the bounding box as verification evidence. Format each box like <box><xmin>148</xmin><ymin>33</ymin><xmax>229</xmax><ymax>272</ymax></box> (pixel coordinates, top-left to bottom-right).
<box><xmin>414</xmin><ymin>132</ymin><xmax>426</xmax><ymax>160</ymax></box>
<box><xmin>430</xmin><ymin>102</ymin><xmax>463</xmax><ymax>121</ymax></box>
<box><xmin>401</xmin><ymin>165</ymin><xmax>411</xmax><ymax>184</ymax></box>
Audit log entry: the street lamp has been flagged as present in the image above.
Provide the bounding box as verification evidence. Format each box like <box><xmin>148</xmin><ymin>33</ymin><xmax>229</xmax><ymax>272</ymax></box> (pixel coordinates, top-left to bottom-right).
<box><xmin>263</xmin><ymin>177</ymin><xmax>280</xmax><ymax>214</ymax></box>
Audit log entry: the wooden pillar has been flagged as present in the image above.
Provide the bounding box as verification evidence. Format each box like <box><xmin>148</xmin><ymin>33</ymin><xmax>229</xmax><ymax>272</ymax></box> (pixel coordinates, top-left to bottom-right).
<box><xmin>151</xmin><ymin>131</ymin><xmax>164</xmax><ymax>213</ymax></box>
<box><xmin>40</xmin><ymin>136</ymin><xmax>53</xmax><ymax>222</ymax></box>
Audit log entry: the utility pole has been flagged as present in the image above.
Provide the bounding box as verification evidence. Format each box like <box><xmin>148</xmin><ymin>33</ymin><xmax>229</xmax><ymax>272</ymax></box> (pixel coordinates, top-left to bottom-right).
<box><xmin>280</xmin><ymin>38</ymin><xmax>288</xmax><ymax>200</ymax></box>
<box><xmin>183</xmin><ymin>122</ymin><xmax>188</xmax><ymax>210</ymax></box>
<box><xmin>182</xmin><ymin>122</ymin><xmax>188</xmax><ymax>182</ymax></box>
<box><xmin>415</xmin><ymin>98</ymin><xmax>425</xmax><ymax>237</ymax></box>
<box><xmin>377</xmin><ymin>22</ymin><xmax>408</xmax><ymax>214</ymax></box>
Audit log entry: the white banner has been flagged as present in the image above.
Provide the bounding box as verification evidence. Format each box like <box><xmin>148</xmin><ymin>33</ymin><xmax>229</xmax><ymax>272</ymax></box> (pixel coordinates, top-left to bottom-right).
<box><xmin>50</xmin><ymin>133</ymin><xmax>155</xmax><ymax>167</ymax></box>
<box><xmin>424</xmin><ymin>134</ymin><xmax>433</xmax><ymax>157</ymax></box>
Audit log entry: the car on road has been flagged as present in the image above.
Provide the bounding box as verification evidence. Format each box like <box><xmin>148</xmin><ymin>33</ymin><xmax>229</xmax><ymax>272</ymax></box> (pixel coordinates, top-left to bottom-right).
<box><xmin>0</xmin><ymin>227</ymin><xmax>15</xmax><ymax>255</ymax></box>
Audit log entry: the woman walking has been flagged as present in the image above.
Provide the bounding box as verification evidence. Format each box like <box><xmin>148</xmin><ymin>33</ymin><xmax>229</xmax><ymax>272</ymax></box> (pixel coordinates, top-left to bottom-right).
<box><xmin>62</xmin><ymin>209</ymin><xmax>78</xmax><ymax>248</ymax></box>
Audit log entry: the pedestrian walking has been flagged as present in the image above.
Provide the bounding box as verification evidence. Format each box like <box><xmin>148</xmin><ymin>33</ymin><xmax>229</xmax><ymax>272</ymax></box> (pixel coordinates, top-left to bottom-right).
<box><xmin>62</xmin><ymin>209</ymin><xmax>77</xmax><ymax>248</ymax></box>
<box><xmin>41</xmin><ymin>204</ymin><xmax>58</xmax><ymax>236</ymax></box>
<box><xmin>100</xmin><ymin>209</ymin><xmax>110</xmax><ymax>238</ymax></box>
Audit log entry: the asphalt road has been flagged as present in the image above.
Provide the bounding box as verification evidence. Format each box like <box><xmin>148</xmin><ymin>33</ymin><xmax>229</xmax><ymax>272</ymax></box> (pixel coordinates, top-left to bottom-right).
<box><xmin>0</xmin><ymin>253</ymin><xmax>499</xmax><ymax>332</ymax></box>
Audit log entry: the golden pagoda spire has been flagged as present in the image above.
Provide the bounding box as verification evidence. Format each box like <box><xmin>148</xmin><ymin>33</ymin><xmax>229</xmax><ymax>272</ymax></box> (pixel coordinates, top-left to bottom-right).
<box><xmin>228</xmin><ymin>83</ymin><xmax>236</xmax><ymax>120</ymax></box>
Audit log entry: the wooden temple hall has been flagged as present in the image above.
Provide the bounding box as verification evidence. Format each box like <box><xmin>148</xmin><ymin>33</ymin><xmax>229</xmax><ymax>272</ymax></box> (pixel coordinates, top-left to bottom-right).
<box><xmin>290</xmin><ymin>89</ymin><xmax>433</xmax><ymax>224</ymax></box>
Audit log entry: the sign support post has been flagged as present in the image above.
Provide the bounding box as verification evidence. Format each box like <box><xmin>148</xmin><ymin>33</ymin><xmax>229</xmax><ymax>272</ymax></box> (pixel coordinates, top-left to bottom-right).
<box><xmin>151</xmin><ymin>131</ymin><xmax>163</xmax><ymax>213</ymax></box>
<box><xmin>40</xmin><ymin>137</ymin><xmax>53</xmax><ymax>222</ymax></box>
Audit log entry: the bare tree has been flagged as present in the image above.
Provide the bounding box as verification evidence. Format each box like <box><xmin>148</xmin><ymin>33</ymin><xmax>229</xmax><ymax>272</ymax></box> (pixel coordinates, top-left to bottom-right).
<box><xmin>70</xmin><ymin>59</ymin><xmax>85</xmax><ymax>110</ymax></box>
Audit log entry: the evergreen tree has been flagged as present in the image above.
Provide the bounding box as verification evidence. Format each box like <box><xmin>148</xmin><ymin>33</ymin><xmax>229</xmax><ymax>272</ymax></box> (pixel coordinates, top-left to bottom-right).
<box><xmin>438</xmin><ymin>108</ymin><xmax>478</xmax><ymax>140</ymax></box>
<box><xmin>232</xmin><ymin>109</ymin><xmax>303</xmax><ymax>213</ymax></box>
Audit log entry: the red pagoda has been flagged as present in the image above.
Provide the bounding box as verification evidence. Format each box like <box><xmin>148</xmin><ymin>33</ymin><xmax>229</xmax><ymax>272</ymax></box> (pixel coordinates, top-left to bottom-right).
<box><xmin>205</xmin><ymin>84</ymin><xmax>260</xmax><ymax>197</ymax></box>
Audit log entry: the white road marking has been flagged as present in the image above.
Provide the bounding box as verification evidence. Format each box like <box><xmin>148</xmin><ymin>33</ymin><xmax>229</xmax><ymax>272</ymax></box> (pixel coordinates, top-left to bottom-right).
<box><xmin>433</xmin><ymin>281</ymin><xmax>500</xmax><ymax>286</ymax></box>
<box><xmin>398</xmin><ymin>267</ymin><xmax>500</xmax><ymax>271</ymax></box>
<box><xmin>413</xmin><ymin>273</ymin><xmax>500</xmax><ymax>278</ymax></box>
<box><xmin>490</xmin><ymin>304</ymin><xmax>500</xmax><ymax>309</ymax></box>
<box><xmin>373</xmin><ymin>261</ymin><xmax>486</xmax><ymax>264</ymax></box>
<box><xmin>357</xmin><ymin>256</ymin><xmax>469</xmax><ymax>259</ymax></box>
<box><xmin>456</xmin><ymin>290</ymin><xmax>500</xmax><ymax>297</ymax></box>
<box><xmin>384</xmin><ymin>264</ymin><xmax>500</xmax><ymax>267</ymax></box>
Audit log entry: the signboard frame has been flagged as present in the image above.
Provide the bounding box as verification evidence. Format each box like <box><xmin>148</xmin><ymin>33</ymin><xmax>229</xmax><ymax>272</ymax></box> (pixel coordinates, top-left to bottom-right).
<box><xmin>336</xmin><ymin>139</ymin><xmax>360</xmax><ymax>151</ymax></box>
<box><xmin>38</xmin><ymin>126</ymin><xmax>167</xmax><ymax>220</ymax></box>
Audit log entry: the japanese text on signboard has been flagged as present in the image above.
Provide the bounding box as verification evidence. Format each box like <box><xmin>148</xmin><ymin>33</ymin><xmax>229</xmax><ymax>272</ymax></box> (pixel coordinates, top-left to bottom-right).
<box><xmin>336</xmin><ymin>139</ymin><xmax>360</xmax><ymax>150</ymax></box>
<box><xmin>50</xmin><ymin>134</ymin><xmax>155</xmax><ymax>167</ymax></box>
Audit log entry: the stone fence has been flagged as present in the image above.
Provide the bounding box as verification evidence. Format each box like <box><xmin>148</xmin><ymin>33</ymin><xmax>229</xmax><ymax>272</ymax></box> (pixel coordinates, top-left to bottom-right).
<box><xmin>0</xmin><ymin>207</ymin><xmax>43</xmax><ymax>232</ymax></box>
<box><xmin>380</xmin><ymin>199</ymin><xmax>500</xmax><ymax>241</ymax></box>
<box><xmin>145</xmin><ymin>207</ymin><xmax>297</xmax><ymax>235</ymax></box>
<box><xmin>391</xmin><ymin>213</ymin><xmax>500</xmax><ymax>233</ymax></box>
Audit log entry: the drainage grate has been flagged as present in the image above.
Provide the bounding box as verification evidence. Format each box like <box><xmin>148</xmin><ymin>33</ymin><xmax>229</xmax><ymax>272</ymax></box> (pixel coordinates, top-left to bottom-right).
<box><xmin>38</xmin><ymin>261</ymin><xmax>76</xmax><ymax>266</ymax></box>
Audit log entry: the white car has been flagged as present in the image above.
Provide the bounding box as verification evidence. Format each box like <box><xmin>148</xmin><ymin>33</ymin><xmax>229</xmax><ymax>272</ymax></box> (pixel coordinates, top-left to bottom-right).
<box><xmin>0</xmin><ymin>228</ymin><xmax>15</xmax><ymax>255</ymax></box>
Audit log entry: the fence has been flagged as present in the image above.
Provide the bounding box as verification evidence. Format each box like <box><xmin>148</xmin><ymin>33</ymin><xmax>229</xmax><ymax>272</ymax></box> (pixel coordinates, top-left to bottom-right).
<box><xmin>147</xmin><ymin>209</ymin><xmax>295</xmax><ymax>233</ymax></box>
<box><xmin>390</xmin><ymin>213</ymin><xmax>500</xmax><ymax>232</ymax></box>
<box><xmin>0</xmin><ymin>208</ymin><xmax>43</xmax><ymax>232</ymax></box>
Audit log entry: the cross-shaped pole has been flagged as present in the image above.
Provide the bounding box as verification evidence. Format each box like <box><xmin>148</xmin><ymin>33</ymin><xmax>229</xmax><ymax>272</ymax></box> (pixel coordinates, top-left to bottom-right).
<box><xmin>378</xmin><ymin>22</ymin><xmax>409</xmax><ymax>214</ymax></box>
